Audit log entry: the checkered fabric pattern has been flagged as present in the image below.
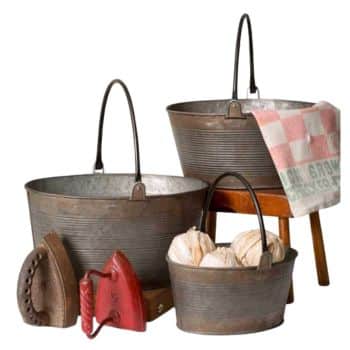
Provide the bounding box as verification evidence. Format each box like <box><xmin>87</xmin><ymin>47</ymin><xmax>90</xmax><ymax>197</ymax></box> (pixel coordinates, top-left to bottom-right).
<box><xmin>252</xmin><ymin>102</ymin><xmax>340</xmax><ymax>217</ymax></box>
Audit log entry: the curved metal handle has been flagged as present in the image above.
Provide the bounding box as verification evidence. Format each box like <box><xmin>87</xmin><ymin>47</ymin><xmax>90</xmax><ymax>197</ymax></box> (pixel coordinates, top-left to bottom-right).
<box><xmin>200</xmin><ymin>172</ymin><xmax>272</xmax><ymax>270</ymax></box>
<box><xmin>17</xmin><ymin>246</ymin><xmax>50</xmax><ymax>326</ymax></box>
<box><xmin>232</xmin><ymin>14</ymin><xmax>259</xmax><ymax>99</ymax></box>
<box><xmin>94</xmin><ymin>79</ymin><xmax>142</xmax><ymax>183</ymax></box>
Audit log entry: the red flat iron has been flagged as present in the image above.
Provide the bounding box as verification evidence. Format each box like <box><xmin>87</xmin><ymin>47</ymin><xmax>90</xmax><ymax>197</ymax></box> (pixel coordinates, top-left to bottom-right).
<box><xmin>79</xmin><ymin>251</ymin><xmax>146</xmax><ymax>338</ymax></box>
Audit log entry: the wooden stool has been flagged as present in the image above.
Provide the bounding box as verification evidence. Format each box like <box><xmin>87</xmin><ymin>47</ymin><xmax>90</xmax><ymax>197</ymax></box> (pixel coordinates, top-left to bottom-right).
<box><xmin>205</xmin><ymin>188</ymin><xmax>330</xmax><ymax>303</ymax></box>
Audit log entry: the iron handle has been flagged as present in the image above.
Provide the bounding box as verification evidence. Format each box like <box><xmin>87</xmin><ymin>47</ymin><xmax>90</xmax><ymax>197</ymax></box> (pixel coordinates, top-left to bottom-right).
<box><xmin>199</xmin><ymin>172</ymin><xmax>272</xmax><ymax>270</ymax></box>
<box><xmin>93</xmin><ymin>79</ymin><xmax>146</xmax><ymax>200</ymax></box>
<box><xmin>17</xmin><ymin>246</ymin><xmax>50</xmax><ymax>326</ymax></box>
<box><xmin>232</xmin><ymin>14</ymin><xmax>259</xmax><ymax>100</ymax></box>
<box><xmin>80</xmin><ymin>270</ymin><xmax>113</xmax><ymax>339</ymax></box>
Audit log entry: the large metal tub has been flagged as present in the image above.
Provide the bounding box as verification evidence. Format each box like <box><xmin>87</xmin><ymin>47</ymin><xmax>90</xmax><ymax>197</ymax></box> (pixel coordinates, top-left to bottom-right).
<box><xmin>26</xmin><ymin>79</ymin><xmax>208</xmax><ymax>289</ymax></box>
<box><xmin>168</xmin><ymin>98</ymin><xmax>313</xmax><ymax>189</ymax></box>
<box><xmin>168</xmin><ymin>14</ymin><xmax>314</xmax><ymax>189</ymax></box>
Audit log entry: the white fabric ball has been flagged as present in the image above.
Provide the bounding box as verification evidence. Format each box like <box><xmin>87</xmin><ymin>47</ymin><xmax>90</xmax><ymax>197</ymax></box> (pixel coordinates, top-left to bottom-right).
<box><xmin>200</xmin><ymin>247</ymin><xmax>238</xmax><ymax>268</ymax></box>
<box><xmin>168</xmin><ymin>227</ymin><xmax>216</xmax><ymax>266</ymax></box>
<box><xmin>231</xmin><ymin>229</ymin><xmax>285</xmax><ymax>267</ymax></box>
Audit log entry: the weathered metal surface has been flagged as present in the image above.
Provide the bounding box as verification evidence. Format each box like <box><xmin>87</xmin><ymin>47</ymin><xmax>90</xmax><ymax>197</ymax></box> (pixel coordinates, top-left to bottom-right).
<box><xmin>167</xmin><ymin>248</ymin><xmax>297</xmax><ymax>334</ymax></box>
<box><xmin>26</xmin><ymin>174</ymin><xmax>207</xmax><ymax>289</ymax></box>
<box><xmin>168</xmin><ymin>13</ymin><xmax>314</xmax><ymax>189</ymax></box>
<box><xmin>25</xmin><ymin>79</ymin><xmax>208</xmax><ymax>290</ymax></box>
<box><xmin>167</xmin><ymin>172</ymin><xmax>297</xmax><ymax>334</ymax></box>
<box><xmin>168</xmin><ymin>98</ymin><xmax>314</xmax><ymax>189</ymax></box>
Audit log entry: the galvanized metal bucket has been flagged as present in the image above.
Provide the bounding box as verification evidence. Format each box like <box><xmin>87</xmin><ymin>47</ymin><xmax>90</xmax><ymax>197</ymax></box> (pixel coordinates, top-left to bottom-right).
<box><xmin>26</xmin><ymin>79</ymin><xmax>208</xmax><ymax>289</ymax></box>
<box><xmin>167</xmin><ymin>172</ymin><xmax>297</xmax><ymax>334</ymax></box>
<box><xmin>167</xmin><ymin>14</ymin><xmax>314</xmax><ymax>189</ymax></box>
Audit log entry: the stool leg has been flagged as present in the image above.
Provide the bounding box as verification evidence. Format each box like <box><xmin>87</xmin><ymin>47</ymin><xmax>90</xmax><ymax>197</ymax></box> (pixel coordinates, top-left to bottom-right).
<box><xmin>309</xmin><ymin>211</ymin><xmax>330</xmax><ymax>286</ymax></box>
<box><xmin>205</xmin><ymin>211</ymin><xmax>217</xmax><ymax>242</ymax></box>
<box><xmin>278</xmin><ymin>217</ymin><xmax>294</xmax><ymax>304</ymax></box>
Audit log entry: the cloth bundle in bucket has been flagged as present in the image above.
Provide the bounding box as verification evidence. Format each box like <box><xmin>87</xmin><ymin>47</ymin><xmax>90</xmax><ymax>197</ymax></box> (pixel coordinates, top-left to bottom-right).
<box><xmin>167</xmin><ymin>172</ymin><xmax>297</xmax><ymax>335</ymax></box>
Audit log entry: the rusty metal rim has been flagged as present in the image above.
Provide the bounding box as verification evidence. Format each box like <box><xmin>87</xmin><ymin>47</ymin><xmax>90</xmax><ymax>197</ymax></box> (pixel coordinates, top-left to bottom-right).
<box><xmin>167</xmin><ymin>98</ymin><xmax>315</xmax><ymax>116</ymax></box>
<box><xmin>166</xmin><ymin>247</ymin><xmax>298</xmax><ymax>272</ymax></box>
<box><xmin>25</xmin><ymin>173</ymin><xmax>208</xmax><ymax>200</ymax></box>
<box><xmin>176</xmin><ymin>319</ymin><xmax>284</xmax><ymax>336</ymax></box>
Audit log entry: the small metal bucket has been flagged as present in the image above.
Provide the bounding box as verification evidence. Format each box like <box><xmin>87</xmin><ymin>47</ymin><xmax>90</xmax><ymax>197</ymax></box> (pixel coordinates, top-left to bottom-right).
<box><xmin>167</xmin><ymin>172</ymin><xmax>297</xmax><ymax>334</ymax></box>
<box><xmin>26</xmin><ymin>79</ymin><xmax>208</xmax><ymax>289</ymax></box>
<box><xmin>167</xmin><ymin>14</ymin><xmax>314</xmax><ymax>189</ymax></box>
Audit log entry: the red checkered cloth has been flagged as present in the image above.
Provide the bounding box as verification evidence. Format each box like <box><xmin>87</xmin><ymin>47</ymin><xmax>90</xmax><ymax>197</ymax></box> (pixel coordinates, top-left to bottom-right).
<box><xmin>252</xmin><ymin>102</ymin><xmax>340</xmax><ymax>217</ymax></box>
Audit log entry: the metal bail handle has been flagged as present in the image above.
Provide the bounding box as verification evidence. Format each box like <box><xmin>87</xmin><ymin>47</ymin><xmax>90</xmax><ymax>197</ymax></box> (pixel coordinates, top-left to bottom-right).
<box><xmin>232</xmin><ymin>13</ymin><xmax>259</xmax><ymax>100</ymax></box>
<box><xmin>200</xmin><ymin>172</ymin><xmax>272</xmax><ymax>270</ymax></box>
<box><xmin>93</xmin><ymin>79</ymin><xmax>146</xmax><ymax>200</ymax></box>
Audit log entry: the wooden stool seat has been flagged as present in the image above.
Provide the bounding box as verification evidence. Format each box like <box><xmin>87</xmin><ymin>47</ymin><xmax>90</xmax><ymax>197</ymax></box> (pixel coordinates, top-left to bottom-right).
<box><xmin>206</xmin><ymin>188</ymin><xmax>330</xmax><ymax>303</ymax></box>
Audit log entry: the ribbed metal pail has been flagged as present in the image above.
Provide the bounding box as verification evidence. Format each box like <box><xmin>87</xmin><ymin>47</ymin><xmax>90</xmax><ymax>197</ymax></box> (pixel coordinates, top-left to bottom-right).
<box><xmin>167</xmin><ymin>172</ymin><xmax>297</xmax><ymax>334</ymax></box>
<box><xmin>168</xmin><ymin>248</ymin><xmax>297</xmax><ymax>334</ymax></box>
<box><xmin>168</xmin><ymin>14</ymin><xmax>314</xmax><ymax>189</ymax></box>
<box><xmin>26</xmin><ymin>79</ymin><xmax>208</xmax><ymax>289</ymax></box>
<box><xmin>168</xmin><ymin>99</ymin><xmax>313</xmax><ymax>189</ymax></box>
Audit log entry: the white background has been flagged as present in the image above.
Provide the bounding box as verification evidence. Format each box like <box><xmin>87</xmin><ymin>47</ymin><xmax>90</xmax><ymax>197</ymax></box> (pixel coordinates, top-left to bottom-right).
<box><xmin>0</xmin><ymin>0</ymin><xmax>349</xmax><ymax>349</ymax></box>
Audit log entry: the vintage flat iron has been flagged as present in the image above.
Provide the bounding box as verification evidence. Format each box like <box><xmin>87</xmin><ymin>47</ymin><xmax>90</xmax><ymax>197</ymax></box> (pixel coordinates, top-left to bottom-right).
<box><xmin>79</xmin><ymin>250</ymin><xmax>146</xmax><ymax>338</ymax></box>
<box><xmin>17</xmin><ymin>232</ymin><xmax>78</xmax><ymax>328</ymax></box>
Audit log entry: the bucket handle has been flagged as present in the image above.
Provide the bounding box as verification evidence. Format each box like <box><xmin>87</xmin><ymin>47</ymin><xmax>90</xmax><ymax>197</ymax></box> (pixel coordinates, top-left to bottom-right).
<box><xmin>232</xmin><ymin>13</ymin><xmax>259</xmax><ymax>100</ymax></box>
<box><xmin>93</xmin><ymin>79</ymin><xmax>146</xmax><ymax>200</ymax></box>
<box><xmin>200</xmin><ymin>172</ymin><xmax>272</xmax><ymax>270</ymax></box>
